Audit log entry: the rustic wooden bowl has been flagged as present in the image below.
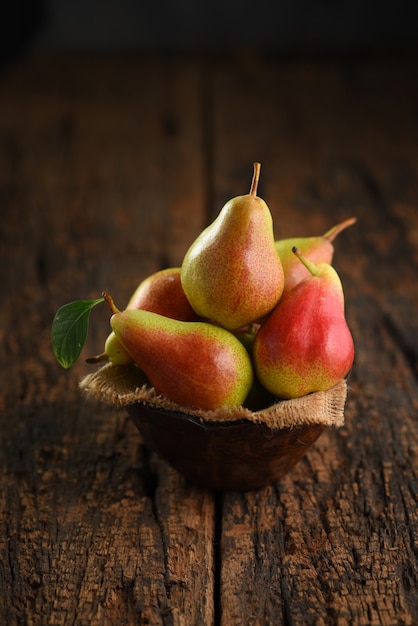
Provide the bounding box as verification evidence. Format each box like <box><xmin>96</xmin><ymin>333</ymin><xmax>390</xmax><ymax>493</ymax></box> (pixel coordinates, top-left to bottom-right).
<box><xmin>80</xmin><ymin>364</ymin><xmax>348</xmax><ymax>491</ymax></box>
<box><xmin>126</xmin><ymin>404</ymin><xmax>327</xmax><ymax>491</ymax></box>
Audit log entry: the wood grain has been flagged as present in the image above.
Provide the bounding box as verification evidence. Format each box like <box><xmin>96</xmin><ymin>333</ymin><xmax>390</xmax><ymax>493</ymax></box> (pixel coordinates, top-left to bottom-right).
<box><xmin>1</xmin><ymin>53</ymin><xmax>418</xmax><ymax>625</ymax></box>
<box><xmin>0</xmin><ymin>56</ymin><xmax>213</xmax><ymax>626</ymax></box>
<box><xmin>212</xmin><ymin>56</ymin><xmax>418</xmax><ymax>626</ymax></box>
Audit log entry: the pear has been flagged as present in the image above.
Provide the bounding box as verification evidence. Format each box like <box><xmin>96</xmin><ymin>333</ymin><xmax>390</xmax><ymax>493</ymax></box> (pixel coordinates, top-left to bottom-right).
<box><xmin>126</xmin><ymin>267</ymin><xmax>199</xmax><ymax>321</ymax></box>
<box><xmin>86</xmin><ymin>331</ymin><xmax>134</xmax><ymax>365</ymax></box>
<box><xmin>181</xmin><ymin>162</ymin><xmax>284</xmax><ymax>330</ymax></box>
<box><xmin>275</xmin><ymin>217</ymin><xmax>356</xmax><ymax>295</ymax></box>
<box><xmin>87</xmin><ymin>267</ymin><xmax>199</xmax><ymax>365</ymax></box>
<box><xmin>243</xmin><ymin>378</ymin><xmax>278</xmax><ymax>411</ymax></box>
<box><xmin>103</xmin><ymin>292</ymin><xmax>254</xmax><ymax>411</ymax></box>
<box><xmin>233</xmin><ymin>324</ymin><xmax>259</xmax><ymax>354</ymax></box>
<box><xmin>253</xmin><ymin>248</ymin><xmax>354</xmax><ymax>399</ymax></box>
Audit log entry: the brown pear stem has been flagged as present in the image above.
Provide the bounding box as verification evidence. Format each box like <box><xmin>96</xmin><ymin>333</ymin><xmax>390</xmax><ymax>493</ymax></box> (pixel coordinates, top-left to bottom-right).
<box><xmin>102</xmin><ymin>291</ymin><xmax>120</xmax><ymax>314</ymax></box>
<box><xmin>249</xmin><ymin>162</ymin><xmax>261</xmax><ymax>196</ymax></box>
<box><xmin>323</xmin><ymin>217</ymin><xmax>357</xmax><ymax>242</ymax></box>
<box><xmin>85</xmin><ymin>352</ymin><xmax>108</xmax><ymax>364</ymax></box>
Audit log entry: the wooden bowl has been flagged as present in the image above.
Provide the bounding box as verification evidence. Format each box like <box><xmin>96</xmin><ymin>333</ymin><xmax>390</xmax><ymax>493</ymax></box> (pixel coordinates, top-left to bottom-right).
<box><xmin>80</xmin><ymin>364</ymin><xmax>348</xmax><ymax>491</ymax></box>
<box><xmin>127</xmin><ymin>403</ymin><xmax>327</xmax><ymax>490</ymax></box>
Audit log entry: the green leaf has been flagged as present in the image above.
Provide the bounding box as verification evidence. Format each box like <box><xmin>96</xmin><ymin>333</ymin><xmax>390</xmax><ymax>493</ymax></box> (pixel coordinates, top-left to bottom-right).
<box><xmin>51</xmin><ymin>298</ymin><xmax>104</xmax><ymax>368</ymax></box>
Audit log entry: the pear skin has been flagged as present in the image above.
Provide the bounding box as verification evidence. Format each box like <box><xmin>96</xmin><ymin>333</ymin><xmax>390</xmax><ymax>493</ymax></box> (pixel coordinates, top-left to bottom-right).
<box><xmin>105</xmin><ymin>293</ymin><xmax>254</xmax><ymax>411</ymax></box>
<box><xmin>86</xmin><ymin>331</ymin><xmax>134</xmax><ymax>365</ymax></box>
<box><xmin>127</xmin><ymin>267</ymin><xmax>199</xmax><ymax>321</ymax></box>
<box><xmin>87</xmin><ymin>267</ymin><xmax>199</xmax><ymax>365</ymax></box>
<box><xmin>243</xmin><ymin>377</ymin><xmax>278</xmax><ymax>411</ymax></box>
<box><xmin>181</xmin><ymin>163</ymin><xmax>284</xmax><ymax>330</ymax></box>
<box><xmin>275</xmin><ymin>217</ymin><xmax>356</xmax><ymax>295</ymax></box>
<box><xmin>253</xmin><ymin>249</ymin><xmax>354</xmax><ymax>399</ymax></box>
<box><xmin>233</xmin><ymin>324</ymin><xmax>260</xmax><ymax>354</ymax></box>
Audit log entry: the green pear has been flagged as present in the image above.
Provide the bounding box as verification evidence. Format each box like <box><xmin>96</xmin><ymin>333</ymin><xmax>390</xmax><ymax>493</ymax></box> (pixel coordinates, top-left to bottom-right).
<box><xmin>233</xmin><ymin>324</ymin><xmax>259</xmax><ymax>354</ymax></box>
<box><xmin>103</xmin><ymin>292</ymin><xmax>254</xmax><ymax>411</ymax></box>
<box><xmin>253</xmin><ymin>248</ymin><xmax>354</xmax><ymax>399</ymax></box>
<box><xmin>126</xmin><ymin>267</ymin><xmax>199</xmax><ymax>321</ymax></box>
<box><xmin>243</xmin><ymin>377</ymin><xmax>278</xmax><ymax>411</ymax></box>
<box><xmin>86</xmin><ymin>330</ymin><xmax>134</xmax><ymax>365</ymax></box>
<box><xmin>181</xmin><ymin>162</ymin><xmax>284</xmax><ymax>330</ymax></box>
<box><xmin>275</xmin><ymin>217</ymin><xmax>356</xmax><ymax>295</ymax></box>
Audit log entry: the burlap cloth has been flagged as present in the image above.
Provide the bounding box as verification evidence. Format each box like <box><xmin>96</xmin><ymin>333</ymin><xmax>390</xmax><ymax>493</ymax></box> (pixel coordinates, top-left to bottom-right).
<box><xmin>79</xmin><ymin>363</ymin><xmax>347</xmax><ymax>431</ymax></box>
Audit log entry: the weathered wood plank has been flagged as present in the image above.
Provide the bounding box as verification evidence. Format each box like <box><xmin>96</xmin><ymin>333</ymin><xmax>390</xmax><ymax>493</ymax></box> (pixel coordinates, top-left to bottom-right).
<box><xmin>212</xmin><ymin>58</ymin><xmax>418</xmax><ymax>624</ymax></box>
<box><xmin>0</xmin><ymin>56</ymin><xmax>213</xmax><ymax>626</ymax></box>
<box><xmin>1</xmin><ymin>53</ymin><xmax>418</xmax><ymax>626</ymax></box>
<box><xmin>220</xmin><ymin>293</ymin><xmax>418</xmax><ymax>625</ymax></box>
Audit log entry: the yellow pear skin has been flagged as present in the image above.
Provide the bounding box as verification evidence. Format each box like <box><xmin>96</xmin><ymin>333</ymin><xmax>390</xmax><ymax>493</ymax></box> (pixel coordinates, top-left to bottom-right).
<box><xmin>275</xmin><ymin>217</ymin><xmax>356</xmax><ymax>295</ymax></box>
<box><xmin>181</xmin><ymin>163</ymin><xmax>284</xmax><ymax>330</ymax></box>
<box><xmin>86</xmin><ymin>330</ymin><xmax>134</xmax><ymax>365</ymax></box>
<box><xmin>105</xmin><ymin>293</ymin><xmax>254</xmax><ymax>411</ymax></box>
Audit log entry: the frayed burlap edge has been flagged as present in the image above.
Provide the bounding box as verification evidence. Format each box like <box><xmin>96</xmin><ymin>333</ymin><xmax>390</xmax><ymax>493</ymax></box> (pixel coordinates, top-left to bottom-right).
<box><xmin>79</xmin><ymin>363</ymin><xmax>347</xmax><ymax>430</ymax></box>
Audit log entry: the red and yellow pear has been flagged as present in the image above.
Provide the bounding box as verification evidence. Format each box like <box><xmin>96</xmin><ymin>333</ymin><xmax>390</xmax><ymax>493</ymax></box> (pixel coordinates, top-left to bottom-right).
<box><xmin>87</xmin><ymin>267</ymin><xmax>199</xmax><ymax>364</ymax></box>
<box><xmin>104</xmin><ymin>292</ymin><xmax>254</xmax><ymax>411</ymax></box>
<box><xmin>126</xmin><ymin>267</ymin><xmax>199</xmax><ymax>321</ymax></box>
<box><xmin>181</xmin><ymin>163</ymin><xmax>284</xmax><ymax>330</ymax></box>
<box><xmin>275</xmin><ymin>217</ymin><xmax>356</xmax><ymax>295</ymax></box>
<box><xmin>253</xmin><ymin>248</ymin><xmax>354</xmax><ymax>399</ymax></box>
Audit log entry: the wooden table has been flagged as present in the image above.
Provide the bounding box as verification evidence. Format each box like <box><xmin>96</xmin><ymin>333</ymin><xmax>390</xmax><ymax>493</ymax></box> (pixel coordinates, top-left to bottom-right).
<box><xmin>1</xmin><ymin>52</ymin><xmax>418</xmax><ymax>625</ymax></box>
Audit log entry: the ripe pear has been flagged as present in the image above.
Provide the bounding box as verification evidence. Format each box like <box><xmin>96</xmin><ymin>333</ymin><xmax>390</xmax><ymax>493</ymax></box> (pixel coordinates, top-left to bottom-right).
<box><xmin>253</xmin><ymin>248</ymin><xmax>354</xmax><ymax>399</ymax></box>
<box><xmin>87</xmin><ymin>267</ymin><xmax>199</xmax><ymax>365</ymax></box>
<box><xmin>181</xmin><ymin>162</ymin><xmax>284</xmax><ymax>330</ymax></box>
<box><xmin>103</xmin><ymin>292</ymin><xmax>254</xmax><ymax>411</ymax></box>
<box><xmin>275</xmin><ymin>217</ymin><xmax>356</xmax><ymax>295</ymax></box>
<box><xmin>126</xmin><ymin>267</ymin><xmax>199</xmax><ymax>321</ymax></box>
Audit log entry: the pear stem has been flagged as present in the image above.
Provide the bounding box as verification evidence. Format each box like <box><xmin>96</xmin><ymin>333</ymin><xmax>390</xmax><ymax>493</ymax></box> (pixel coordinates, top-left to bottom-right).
<box><xmin>292</xmin><ymin>246</ymin><xmax>320</xmax><ymax>277</ymax></box>
<box><xmin>85</xmin><ymin>352</ymin><xmax>108</xmax><ymax>364</ymax></box>
<box><xmin>249</xmin><ymin>162</ymin><xmax>261</xmax><ymax>196</ymax></box>
<box><xmin>102</xmin><ymin>291</ymin><xmax>120</xmax><ymax>315</ymax></box>
<box><xmin>323</xmin><ymin>216</ymin><xmax>357</xmax><ymax>242</ymax></box>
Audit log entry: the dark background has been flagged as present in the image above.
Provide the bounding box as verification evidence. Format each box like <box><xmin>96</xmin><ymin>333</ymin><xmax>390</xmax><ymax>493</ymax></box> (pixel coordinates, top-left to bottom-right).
<box><xmin>1</xmin><ymin>0</ymin><xmax>418</xmax><ymax>66</ymax></box>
